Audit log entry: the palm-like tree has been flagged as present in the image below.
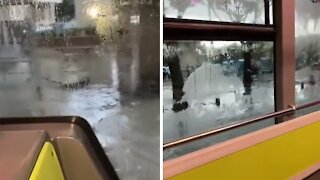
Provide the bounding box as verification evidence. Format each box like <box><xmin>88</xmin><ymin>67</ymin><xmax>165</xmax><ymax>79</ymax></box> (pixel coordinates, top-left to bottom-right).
<box><xmin>168</xmin><ymin>0</ymin><xmax>192</xmax><ymax>18</ymax></box>
<box><xmin>206</xmin><ymin>0</ymin><xmax>262</xmax><ymax>23</ymax></box>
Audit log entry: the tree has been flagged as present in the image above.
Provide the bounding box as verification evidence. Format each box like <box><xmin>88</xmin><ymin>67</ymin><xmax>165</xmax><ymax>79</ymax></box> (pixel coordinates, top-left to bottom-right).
<box><xmin>168</xmin><ymin>0</ymin><xmax>192</xmax><ymax>18</ymax></box>
<box><xmin>206</xmin><ymin>0</ymin><xmax>266</xmax><ymax>97</ymax></box>
<box><xmin>167</xmin><ymin>0</ymin><xmax>267</xmax><ymax>22</ymax></box>
<box><xmin>304</xmin><ymin>40</ymin><xmax>320</xmax><ymax>66</ymax></box>
<box><xmin>206</xmin><ymin>0</ymin><xmax>263</xmax><ymax>23</ymax></box>
<box><xmin>250</xmin><ymin>42</ymin><xmax>272</xmax><ymax>61</ymax></box>
<box><xmin>296</xmin><ymin>1</ymin><xmax>320</xmax><ymax>69</ymax></box>
<box><xmin>165</xmin><ymin>41</ymin><xmax>209</xmax><ymax>112</ymax></box>
<box><xmin>225</xmin><ymin>43</ymin><xmax>242</xmax><ymax>61</ymax></box>
<box><xmin>56</xmin><ymin>0</ymin><xmax>75</xmax><ymax>22</ymax></box>
<box><xmin>165</xmin><ymin>0</ymin><xmax>271</xmax><ymax>103</ymax></box>
<box><xmin>164</xmin><ymin>43</ymin><xmax>188</xmax><ymax>112</ymax></box>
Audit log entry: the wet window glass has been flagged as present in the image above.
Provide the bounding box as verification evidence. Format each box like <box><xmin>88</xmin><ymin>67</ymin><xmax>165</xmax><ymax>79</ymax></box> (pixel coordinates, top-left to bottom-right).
<box><xmin>163</xmin><ymin>0</ymin><xmax>272</xmax><ymax>24</ymax></box>
<box><xmin>0</xmin><ymin>0</ymin><xmax>159</xmax><ymax>179</ymax></box>
<box><xmin>163</xmin><ymin>41</ymin><xmax>274</xmax><ymax>159</ymax></box>
<box><xmin>295</xmin><ymin>0</ymin><xmax>320</xmax><ymax>105</ymax></box>
<box><xmin>164</xmin><ymin>118</ymin><xmax>274</xmax><ymax>160</ymax></box>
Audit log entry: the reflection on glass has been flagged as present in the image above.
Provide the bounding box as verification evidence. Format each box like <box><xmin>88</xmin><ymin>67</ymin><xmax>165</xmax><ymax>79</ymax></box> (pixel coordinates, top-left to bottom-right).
<box><xmin>163</xmin><ymin>41</ymin><xmax>274</xmax><ymax>158</ymax></box>
<box><xmin>164</xmin><ymin>0</ymin><xmax>272</xmax><ymax>24</ymax></box>
<box><xmin>295</xmin><ymin>0</ymin><xmax>320</xmax><ymax>105</ymax></box>
<box><xmin>0</xmin><ymin>0</ymin><xmax>159</xmax><ymax>179</ymax></box>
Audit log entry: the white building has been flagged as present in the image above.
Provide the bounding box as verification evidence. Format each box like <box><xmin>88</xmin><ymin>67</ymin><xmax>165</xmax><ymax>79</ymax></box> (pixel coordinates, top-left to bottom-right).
<box><xmin>0</xmin><ymin>0</ymin><xmax>61</xmax><ymax>24</ymax></box>
<box><xmin>0</xmin><ymin>0</ymin><xmax>61</xmax><ymax>50</ymax></box>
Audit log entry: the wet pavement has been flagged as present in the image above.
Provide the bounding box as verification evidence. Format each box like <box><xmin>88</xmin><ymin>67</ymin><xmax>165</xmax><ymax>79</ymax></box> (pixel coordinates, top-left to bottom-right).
<box><xmin>0</xmin><ymin>47</ymin><xmax>159</xmax><ymax>180</ymax></box>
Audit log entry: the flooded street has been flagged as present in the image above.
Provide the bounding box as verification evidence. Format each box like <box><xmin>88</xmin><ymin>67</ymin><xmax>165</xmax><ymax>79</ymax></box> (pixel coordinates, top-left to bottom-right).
<box><xmin>0</xmin><ymin>47</ymin><xmax>159</xmax><ymax>179</ymax></box>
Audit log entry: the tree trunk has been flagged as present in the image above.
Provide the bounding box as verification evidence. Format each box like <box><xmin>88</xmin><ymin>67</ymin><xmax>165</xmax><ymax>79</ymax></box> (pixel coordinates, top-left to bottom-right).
<box><xmin>169</xmin><ymin>54</ymin><xmax>184</xmax><ymax>101</ymax></box>
<box><xmin>168</xmin><ymin>54</ymin><xmax>189</xmax><ymax>112</ymax></box>
<box><xmin>243</xmin><ymin>51</ymin><xmax>253</xmax><ymax>95</ymax></box>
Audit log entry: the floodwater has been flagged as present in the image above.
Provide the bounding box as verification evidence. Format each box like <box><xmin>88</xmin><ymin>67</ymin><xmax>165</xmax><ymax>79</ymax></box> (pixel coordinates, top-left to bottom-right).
<box><xmin>163</xmin><ymin>79</ymin><xmax>275</xmax><ymax>160</ymax></box>
<box><xmin>0</xmin><ymin>46</ymin><xmax>159</xmax><ymax>180</ymax></box>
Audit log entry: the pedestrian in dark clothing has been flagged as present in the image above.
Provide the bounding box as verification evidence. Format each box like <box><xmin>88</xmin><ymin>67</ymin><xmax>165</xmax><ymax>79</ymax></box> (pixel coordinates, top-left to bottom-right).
<box><xmin>301</xmin><ymin>81</ymin><xmax>305</xmax><ymax>90</ymax></box>
<box><xmin>216</xmin><ymin>98</ymin><xmax>221</xmax><ymax>107</ymax></box>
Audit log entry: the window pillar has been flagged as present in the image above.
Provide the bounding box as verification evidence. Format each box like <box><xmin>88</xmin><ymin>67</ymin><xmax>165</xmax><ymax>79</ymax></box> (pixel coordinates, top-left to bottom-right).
<box><xmin>274</xmin><ymin>0</ymin><xmax>295</xmax><ymax>123</ymax></box>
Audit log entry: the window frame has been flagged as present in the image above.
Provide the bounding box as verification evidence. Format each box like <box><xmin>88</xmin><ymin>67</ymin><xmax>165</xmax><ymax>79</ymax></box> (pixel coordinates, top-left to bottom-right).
<box><xmin>163</xmin><ymin>0</ymin><xmax>297</xmax><ymax>145</ymax></box>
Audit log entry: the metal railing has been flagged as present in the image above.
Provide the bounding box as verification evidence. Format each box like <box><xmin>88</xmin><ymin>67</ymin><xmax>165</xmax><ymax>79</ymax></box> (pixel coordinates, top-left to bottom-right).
<box><xmin>163</xmin><ymin>100</ymin><xmax>320</xmax><ymax>150</ymax></box>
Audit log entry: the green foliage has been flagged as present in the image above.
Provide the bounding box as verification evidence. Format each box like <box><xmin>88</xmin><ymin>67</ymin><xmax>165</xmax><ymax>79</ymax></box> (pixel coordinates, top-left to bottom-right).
<box><xmin>296</xmin><ymin>35</ymin><xmax>320</xmax><ymax>69</ymax></box>
<box><xmin>225</xmin><ymin>43</ymin><xmax>242</xmax><ymax>60</ymax></box>
<box><xmin>304</xmin><ymin>41</ymin><xmax>320</xmax><ymax>66</ymax></box>
<box><xmin>56</xmin><ymin>0</ymin><xmax>75</xmax><ymax>21</ymax></box>
<box><xmin>250</xmin><ymin>42</ymin><xmax>272</xmax><ymax>61</ymax></box>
